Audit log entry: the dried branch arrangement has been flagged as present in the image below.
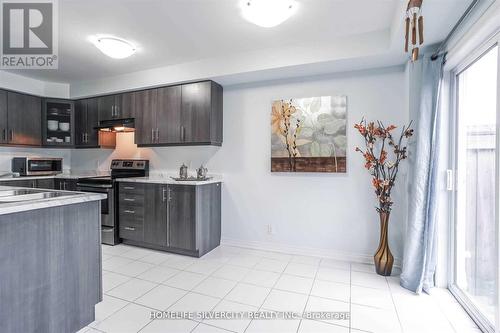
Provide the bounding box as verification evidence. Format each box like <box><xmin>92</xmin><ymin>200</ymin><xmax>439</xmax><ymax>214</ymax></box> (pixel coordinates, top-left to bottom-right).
<box><xmin>354</xmin><ymin>119</ymin><xmax>414</xmax><ymax>213</ymax></box>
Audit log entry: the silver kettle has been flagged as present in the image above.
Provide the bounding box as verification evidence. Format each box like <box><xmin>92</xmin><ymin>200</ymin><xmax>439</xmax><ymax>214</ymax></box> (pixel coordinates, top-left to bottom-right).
<box><xmin>196</xmin><ymin>165</ymin><xmax>208</xmax><ymax>179</ymax></box>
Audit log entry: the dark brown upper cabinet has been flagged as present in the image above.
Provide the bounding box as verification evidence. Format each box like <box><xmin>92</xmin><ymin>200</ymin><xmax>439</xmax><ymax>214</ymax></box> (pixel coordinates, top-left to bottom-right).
<box><xmin>116</xmin><ymin>92</ymin><xmax>135</xmax><ymax>119</ymax></box>
<box><xmin>75</xmin><ymin>98</ymin><xmax>99</xmax><ymax>148</ymax></box>
<box><xmin>134</xmin><ymin>81</ymin><xmax>222</xmax><ymax>147</ymax></box>
<box><xmin>157</xmin><ymin>85</ymin><xmax>182</xmax><ymax>144</ymax></box>
<box><xmin>135</xmin><ymin>85</ymin><xmax>182</xmax><ymax>146</ymax></box>
<box><xmin>134</xmin><ymin>89</ymin><xmax>157</xmax><ymax>145</ymax></box>
<box><xmin>0</xmin><ymin>90</ymin><xmax>7</xmax><ymax>144</ymax></box>
<box><xmin>180</xmin><ymin>81</ymin><xmax>222</xmax><ymax>145</ymax></box>
<box><xmin>97</xmin><ymin>95</ymin><xmax>116</xmax><ymax>120</ymax></box>
<box><xmin>42</xmin><ymin>99</ymin><xmax>75</xmax><ymax>147</ymax></box>
<box><xmin>6</xmin><ymin>91</ymin><xmax>41</xmax><ymax>146</ymax></box>
<box><xmin>97</xmin><ymin>92</ymin><xmax>135</xmax><ymax>121</ymax></box>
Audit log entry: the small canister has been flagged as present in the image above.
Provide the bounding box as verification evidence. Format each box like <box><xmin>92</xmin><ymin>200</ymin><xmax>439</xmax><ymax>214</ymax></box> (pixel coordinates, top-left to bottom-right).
<box><xmin>179</xmin><ymin>163</ymin><xmax>188</xmax><ymax>179</ymax></box>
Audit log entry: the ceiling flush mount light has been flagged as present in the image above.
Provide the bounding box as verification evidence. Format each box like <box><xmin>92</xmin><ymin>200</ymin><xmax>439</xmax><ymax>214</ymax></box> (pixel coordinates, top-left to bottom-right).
<box><xmin>241</xmin><ymin>0</ymin><xmax>297</xmax><ymax>28</ymax></box>
<box><xmin>91</xmin><ymin>36</ymin><xmax>136</xmax><ymax>59</ymax></box>
<box><xmin>404</xmin><ymin>0</ymin><xmax>424</xmax><ymax>62</ymax></box>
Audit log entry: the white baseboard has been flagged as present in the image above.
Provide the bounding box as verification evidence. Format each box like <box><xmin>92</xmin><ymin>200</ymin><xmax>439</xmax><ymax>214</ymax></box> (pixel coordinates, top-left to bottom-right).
<box><xmin>221</xmin><ymin>237</ymin><xmax>402</xmax><ymax>268</ymax></box>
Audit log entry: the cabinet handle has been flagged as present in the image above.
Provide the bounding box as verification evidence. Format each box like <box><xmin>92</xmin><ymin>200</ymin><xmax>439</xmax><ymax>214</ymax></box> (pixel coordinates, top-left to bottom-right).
<box><xmin>124</xmin><ymin>198</ymin><xmax>135</xmax><ymax>202</ymax></box>
<box><xmin>180</xmin><ymin>126</ymin><xmax>185</xmax><ymax>142</ymax></box>
<box><xmin>63</xmin><ymin>182</ymin><xmax>67</xmax><ymax>190</ymax></box>
<box><xmin>124</xmin><ymin>210</ymin><xmax>135</xmax><ymax>214</ymax></box>
<box><xmin>123</xmin><ymin>186</ymin><xmax>135</xmax><ymax>190</ymax></box>
<box><xmin>168</xmin><ymin>188</ymin><xmax>172</xmax><ymax>202</ymax></box>
<box><xmin>162</xmin><ymin>187</ymin><xmax>167</xmax><ymax>202</ymax></box>
<box><xmin>124</xmin><ymin>226</ymin><xmax>135</xmax><ymax>231</ymax></box>
<box><xmin>151</xmin><ymin>128</ymin><xmax>154</xmax><ymax>142</ymax></box>
<box><xmin>166</xmin><ymin>191</ymin><xmax>170</xmax><ymax>247</ymax></box>
<box><xmin>82</xmin><ymin>133</ymin><xmax>85</xmax><ymax>143</ymax></box>
<box><xmin>9</xmin><ymin>130</ymin><xmax>13</xmax><ymax>142</ymax></box>
<box><xmin>85</xmin><ymin>133</ymin><xmax>88</xmax><ymax>143</ymax></box>
<box><xmin>156</xmin><ymin>128</ymin><xmax>159</xmax><ymax>142</ymax></box>
<box><xmin>2</xmin><ymin>129</ymin><xmax>5</xmax><ymax>141</ymax></box>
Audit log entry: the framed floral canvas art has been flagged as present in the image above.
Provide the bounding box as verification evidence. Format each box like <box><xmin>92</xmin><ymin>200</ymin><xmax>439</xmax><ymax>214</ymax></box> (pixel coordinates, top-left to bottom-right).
<box><xmin>271</xmin><ymin>96</ymin><xmax>347</xmax><ymax>173</ymax></box>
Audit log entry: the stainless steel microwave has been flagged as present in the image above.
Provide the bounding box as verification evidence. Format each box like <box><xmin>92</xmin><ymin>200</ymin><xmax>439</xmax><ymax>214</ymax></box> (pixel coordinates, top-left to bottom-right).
<box><xmin>12</xmin><ymin>157</ymin><xmax>63</xmax><ymax>176</ymax></box>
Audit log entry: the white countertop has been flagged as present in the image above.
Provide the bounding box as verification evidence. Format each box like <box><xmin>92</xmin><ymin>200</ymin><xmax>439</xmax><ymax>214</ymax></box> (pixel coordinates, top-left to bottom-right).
<box><xmin>0</xmin><ymin>171</ymin><xmax>110</xmax><ymax>182</ymax></box>
<box><xmin>116</xmin><ymin>175</ymin><xmax>223</xmax><ymax>186</ymax></box>
<box><xmin>0</xmin><ymin>186</ymin><xmax>107</xmax><ymax>215</ymax></box>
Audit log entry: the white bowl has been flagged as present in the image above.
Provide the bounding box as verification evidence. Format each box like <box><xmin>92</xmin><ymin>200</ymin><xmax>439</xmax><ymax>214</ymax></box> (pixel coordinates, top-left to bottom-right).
<box><xmin>59</xmin><ymin>122</ymin><xmax>70</xmax><ymax>131</ymax></box>
<box><xmin>47</xmin><ymin>120</ymin><xmax>59</xmax><ymax>131</ymax></box>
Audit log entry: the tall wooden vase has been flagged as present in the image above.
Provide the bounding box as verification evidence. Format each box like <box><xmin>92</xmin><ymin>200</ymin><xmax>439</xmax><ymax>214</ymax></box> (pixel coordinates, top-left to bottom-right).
<box><xmin>374</xmin><ymin>211</ymin><xmax>394</xmax><ymax>276</ymax></box>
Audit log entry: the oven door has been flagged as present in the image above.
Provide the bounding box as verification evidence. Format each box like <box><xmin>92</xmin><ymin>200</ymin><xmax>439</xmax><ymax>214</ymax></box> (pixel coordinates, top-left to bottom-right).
<box><xmin>76</xmin><ymin>183</ymin><xmax>114</xmax><ymax>227</ymax></box>
<box><xmin>27</xmin><ymin>159</ymin><xmax>62</xmax><ymax>175</ymax></box>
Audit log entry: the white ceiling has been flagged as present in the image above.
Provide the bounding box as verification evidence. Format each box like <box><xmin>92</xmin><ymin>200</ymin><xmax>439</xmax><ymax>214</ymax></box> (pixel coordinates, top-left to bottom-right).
<box><xmin>7</xmin><ymin>0</ymin><xmax>473</xmax><ymax>89</ymax></box>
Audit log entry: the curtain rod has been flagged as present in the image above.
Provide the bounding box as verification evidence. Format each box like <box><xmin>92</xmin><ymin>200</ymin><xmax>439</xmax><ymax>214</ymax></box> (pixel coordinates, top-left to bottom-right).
<box><xmin>431</xmin><ymin>0</ymin><xmax>480</xmax><ymax>60</ymax></box>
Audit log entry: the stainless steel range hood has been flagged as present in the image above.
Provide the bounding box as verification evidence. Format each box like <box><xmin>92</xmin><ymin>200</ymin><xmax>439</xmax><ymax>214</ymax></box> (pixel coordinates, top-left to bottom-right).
<box><xmin>95</xmin><ymin>118</ymin><xmax>135</xmax><ymax>132</ymax></box>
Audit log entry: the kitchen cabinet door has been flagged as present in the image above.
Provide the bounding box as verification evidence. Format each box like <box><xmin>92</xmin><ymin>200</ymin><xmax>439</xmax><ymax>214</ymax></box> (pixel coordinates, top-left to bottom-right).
<box><xmin>143</xmin><ymin>184</ymin><xmax>168</xmax><ymax>246</ymax></box>
<box><xmin>54</xmin><ymin>179</ymin><xmax>77</xmax><ymax>191</ymax></box>
<box><xmin>134</xmin><ymin>89</ymin><xmax>157</xmax><ymax>145</ymax></box>
<box><xmin>86</xmin><ymin>98</ymin><xmax>99</xmax><ymax>147</ymax></box>
<box><xmin>0</xmin><ymin>90</ymin><xmax>7</xmax><ymax>144</ymax></box>
<box><xmin>168</xmin><ymin>185</ymin><xmax>196</xmax><ymax>251</ymax></box>
<box><xmin>74</xmin><ymin>100</ymin><xmax>87</xmax><ymax>146</ymax></box>
<box><xmin>0</xmin><ymin>179</ymin><xmax>36</xmax><ymax>188</ymax></box>
<box><xmin>115</xmin><ymin>92</ymin><xmax>135</xmax><ymax>119</ymax></box>
<box><xmin>157</xmin><ymin>86</ymin><xmax>182</xmax><ymax>144</ymax></box>
<box><xmin>75</xmin><ymin>99</ymin><xmax>99</xmax><ymax>148</ymax></box>
<box><xmin>97</xmin><ymin>95</ymin><xmax>116</xmax><ymax>120</ymax></box>
<box><xmin>7</xmin><ymin>92</ymin><xmax>42</xmax><ymax>146</ymax></box>
<box><xmin>36</xmin><ymin>178</ymin><xmax>55</xmax><ymax>189</ymax></box>
<box><xmin>181</xmin><ymin>82</ymin><xmax>212</xmax><ymax>144</ymax></box>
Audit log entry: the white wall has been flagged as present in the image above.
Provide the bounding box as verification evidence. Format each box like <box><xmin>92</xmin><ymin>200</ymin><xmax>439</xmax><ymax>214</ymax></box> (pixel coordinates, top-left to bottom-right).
<box><xmin>72</xmin><ymin>66</ymin><xmax>409</xmax><ymax>263</ymax></box>
<box><xmin>0</xmin><ymin>70</ymin><xmax>69</xmax><ymax>98</ymax></box>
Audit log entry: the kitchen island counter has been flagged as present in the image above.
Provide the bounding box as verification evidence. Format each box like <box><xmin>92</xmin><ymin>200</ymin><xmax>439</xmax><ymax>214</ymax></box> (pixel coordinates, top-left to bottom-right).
<box><xmin>0</xmin><ymin>186</ymin><xmax>104</xmax><ymax>333</ymax></box>
<box><xmin>0</xmin><ymin>186</ymin><xmax>106</xmax><ymax>215</ymax></box>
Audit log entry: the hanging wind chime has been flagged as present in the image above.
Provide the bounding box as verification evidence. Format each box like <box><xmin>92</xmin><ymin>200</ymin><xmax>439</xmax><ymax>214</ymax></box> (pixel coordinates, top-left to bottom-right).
<box><xmin>405</xmin><ymin>0</ymin><xmax>424</xmax><ymax>62</ymax></box>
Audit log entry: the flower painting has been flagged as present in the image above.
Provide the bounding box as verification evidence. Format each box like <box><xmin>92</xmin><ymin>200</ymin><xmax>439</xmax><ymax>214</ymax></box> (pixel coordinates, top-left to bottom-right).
<box><xmin>271</xmin><ymin>96</ymin><xmax>347</xmax><ymax>173</ymax></box>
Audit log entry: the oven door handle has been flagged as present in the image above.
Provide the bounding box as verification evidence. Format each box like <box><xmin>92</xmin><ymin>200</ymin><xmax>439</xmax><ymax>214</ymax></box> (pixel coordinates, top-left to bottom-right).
<box><xmin>77</xmin><ymin>183</ymin><xmax>113</xmax><ymax>189</ymax></box>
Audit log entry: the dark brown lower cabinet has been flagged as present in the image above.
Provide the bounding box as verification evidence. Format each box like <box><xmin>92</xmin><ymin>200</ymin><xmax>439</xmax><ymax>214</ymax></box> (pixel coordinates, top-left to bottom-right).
<box><xmin>167</xmin><ymin>185</ymin><xmax>196</xmax><ymax>251</ymax></box>
<box><xmin>118</xmin><ymin>182</ymin><xmax>221</xmax><ymax>257</ymax></box>
<box><xmin>0</xmin><ymin>179</ymin><xmax>36</xmax><ymax>188</ymax></box>
<box><xmin>0</xmin><ymin>178</ymin><xmax>54</xmax><ymax>189</ymax></box>
<box><xmin>144</xmin><ymin>184</ymin><xmax>168</xmax><ymax>246</ymax></box>
<box><xmin>54</xmin><ymin>178</ymin><xmax>78</xmax><ymax>191</ymax></box>
<box><xmin>35</xmin><ymin>178</ymin><xmax>55</xmax><ymax>189</ymax></box>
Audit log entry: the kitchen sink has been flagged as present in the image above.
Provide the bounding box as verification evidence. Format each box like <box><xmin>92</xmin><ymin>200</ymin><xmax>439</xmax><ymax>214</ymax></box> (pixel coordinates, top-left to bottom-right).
<box><xmin>0</xmin><ymin>189</ymin><xmax>78</xmax><ymax>202</ymax></box>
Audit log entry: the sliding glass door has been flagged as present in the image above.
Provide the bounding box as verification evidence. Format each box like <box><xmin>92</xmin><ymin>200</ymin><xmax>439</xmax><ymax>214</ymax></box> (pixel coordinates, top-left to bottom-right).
<box><xmin>451</xmin><ymin>43</ymin><xmax>499</xmax><ymax>332</ymax></box>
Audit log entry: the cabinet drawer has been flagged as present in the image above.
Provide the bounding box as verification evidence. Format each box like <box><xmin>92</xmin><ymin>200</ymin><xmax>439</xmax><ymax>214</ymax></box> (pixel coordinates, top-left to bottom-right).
<box><xmin>119</xmin><ymin>183</ymin><xmax>145</xmax><ymax>194</ymax></box>
<box><xmin>119</xmin><ymin>213</ymin><xmax>143</xmax><ymax>226</ymax></box>
<box><xmin>119</xmin><ymin>225</ymin><xmax>143</xmax><ymax>242</ymax></box>
<box><xmin>119</xmin><ymin>205</ymin><xmax>144</xmax><ymax>218</ymax></box>
<box><xmin>119</xmin><ymin>194</ymin><xmax>144</xmax><ymax>206</ymax></box>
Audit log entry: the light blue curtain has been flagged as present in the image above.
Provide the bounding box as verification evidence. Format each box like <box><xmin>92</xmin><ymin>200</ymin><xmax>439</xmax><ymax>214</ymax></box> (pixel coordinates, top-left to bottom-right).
<box><xmin>400</xmin><ymin>54</ymin><xmax>446</xmax><ymax>294</ymax></box>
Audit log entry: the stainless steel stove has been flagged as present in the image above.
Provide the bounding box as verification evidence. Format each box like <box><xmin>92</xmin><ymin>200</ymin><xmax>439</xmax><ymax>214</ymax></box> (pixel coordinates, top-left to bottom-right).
<box><xmin>77</xmin><ymin>159</ymin><xmax>149</xmax><ymax>245</ymax></box>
